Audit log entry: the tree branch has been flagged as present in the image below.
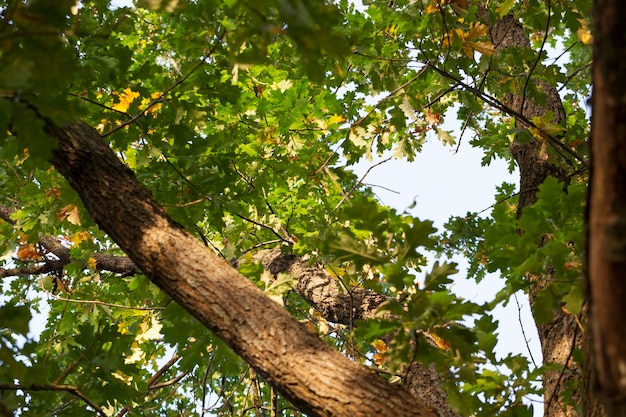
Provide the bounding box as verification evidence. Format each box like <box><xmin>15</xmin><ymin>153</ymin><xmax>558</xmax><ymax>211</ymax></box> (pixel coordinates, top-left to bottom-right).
<box><xmin>0</xmin><ymin>383</ymin><xmax>106</xmax><ymax>417</ymax></box>
<box><xmin>45</xmin><ymin>120</ymin><xmax>435</xmax><ymax>417</ymax></box>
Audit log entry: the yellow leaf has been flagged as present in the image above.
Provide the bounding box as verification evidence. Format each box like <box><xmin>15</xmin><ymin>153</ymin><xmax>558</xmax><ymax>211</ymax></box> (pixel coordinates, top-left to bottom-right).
<box><xmin>454</xmin><ymin>27</ymin><xmax>467</xmax><ymax>41</ymax></box>
<box><xmin>463</xmin><ymin>43</ymin><xmax>474</xmax><ymax>59</ymax></box>
<box><xmin>467</xmin><ymin>22</ymin><xmax>488</xmax><ymax>39</ymax></box>
<box><xmin>57</xmin><ymin>204</ymin><xmax>81</xmax><ymax>225</ymax></box>
<box><xmin>87</xmin><ymin>257</ymin><xmax>98</xmax><ymax>270</ymax></box>
<box><xmin>111</xmin><ymin>370</ymin><xmax>133</xmax><ymax>384</ymax></box>
<box><xmin>371</xmin><ymin>339</ymin><xmax>388</xmax><ymax>365</ymax></box>
<box><xmin>541</xmin><ymin>123</ymin><xmax>566</xmax><ymax>136</ymax></box>
<box><xmin>577</xmin><ymin>19</ymin><xmax>592</xmax><ymax>45</ymax></box>
<box><xmin>530</xmin><ymin>115</ymin><xmax>565</xmax><ymax>136</ymax></box>
<box><xmin>112</xmin><ymin>88</ymin><xmax>140</xmax><ymax>113</ymax></box>
<box><xmin>70</xmin><ymin>231</ymin><xmax>92</xmax><ymax>246</ymax></box>
<box><xmin>430</xmin><ymin>333</ymin><xmax>451</xmax><ymax>349</ymax></box>
<box><xmin>442</xmin><ymin>31</ymin><xmax>453</xmax><ymax>48</ymax></box>
<box><xmin>371</xmin><ymin>339</ymin><xmax>388</xmax><ymax>352</ymax></box>
<box><xmin>467</xmin><ymin>40</ymin><xmax>496</xmax><ymax>56</ymax></box>
<box><xmin>425</xmin><ymin>3</ymin><xmax>439</xmax><ymax>13</ymax></box>
<box><xmin>325</xmin><ymin>265</ymin><xmax>345</xmax><ymax>278</ymax></box>
<box><xmin>373</xmin><ymin>352</ymin><xmax>386</xmax><ymax>365</ymax></box>
<box><xmin>327</xmin><ymin>114</ymin><xmax>346</xmax><ymax>127</ymax></box>
<box><xmin>141</xmin><ymin>91</ymin><xmax>164</xmax><ymax>115</ymax></box>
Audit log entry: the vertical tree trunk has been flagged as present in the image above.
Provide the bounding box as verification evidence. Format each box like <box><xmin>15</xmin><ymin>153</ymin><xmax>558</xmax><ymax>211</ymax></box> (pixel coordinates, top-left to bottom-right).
<box><xmin>486</xmin><ymin>13</ymin><xmax>583</xmax><ymax>417</ymax></box>
<box><xmin>588</xmin><ymin>1</ymin><xmax>626</xmax><ymax>415</ymax></box>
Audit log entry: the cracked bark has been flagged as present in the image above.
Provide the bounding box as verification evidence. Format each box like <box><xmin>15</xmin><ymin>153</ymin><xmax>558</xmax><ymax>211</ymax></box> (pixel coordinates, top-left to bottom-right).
<box><xmin>1</xmin><ymin>202</ymin><xmax>459</xmax><ymax>416</ymax></box>
<box><xmin>44</xmin><ymin>120</ymin><xmax>436</xmax><ymax>417</ymax></box>
<box><xmin>588</xmin><ymin>1</ymin><xmax>626</xmax><ymax>415</ymax></box>
<box><xmin>485</xmin><ymin>10</ymin><xmax>589</xmax><ymax>417</ymax></box>
<box><xmin>256</xmin><ymin>248</ymin><xmax>463</xmax><ymax>417</ymax></box>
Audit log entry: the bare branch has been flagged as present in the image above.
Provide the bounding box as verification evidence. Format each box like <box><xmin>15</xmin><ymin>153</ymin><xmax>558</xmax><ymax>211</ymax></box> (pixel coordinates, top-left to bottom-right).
<box><xmin>91</xmin><ymin>253</ymin><xmax>140</xmax><ymax>276</ymax></box>
<box><xmin>39</xmin><ymin>235</ymin><xmax>71</xmax><ymax>264</ymax></box>
<box><xmin>0</xmin><ymin>383</ymin><xmax>106</xmax><ymax>417</ymax></box>
<box><xmin>45</xmin><ymin>290</ymin><xmax>165</xmax><ymax>311</ymax></box>
<box><xmin>334</xmin><ymin>157</ymin><xmax>393</xmax><ymax>211</ymax></box>
<box><xmin>148</xmin><ymin>370</ymin><xmax>191</xmax><ymax>391</ymax></box>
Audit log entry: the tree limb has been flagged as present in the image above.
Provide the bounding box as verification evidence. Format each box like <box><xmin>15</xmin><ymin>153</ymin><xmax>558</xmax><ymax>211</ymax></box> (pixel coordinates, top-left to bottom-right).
<box><xmin>0</xmin><ymin>383</ymin><xmax>106</xmax><ymax>417</ymax></box>
<box><xmin>45</xmin><ymin>120</ymin><xmax>436</xmax><ymax>417</ymax></box>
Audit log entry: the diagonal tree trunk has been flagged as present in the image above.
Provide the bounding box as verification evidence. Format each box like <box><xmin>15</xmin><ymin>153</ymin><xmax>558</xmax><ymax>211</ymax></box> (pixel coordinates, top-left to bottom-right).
<box><xmin>45</xmin><ymin>120</ymin><xmax>436</xmax><ymax>417</ymax></box>
<box><xmin>256</xmin><ymin>248</ymin><xmax>463</xmax><ymax>417</ymax></box>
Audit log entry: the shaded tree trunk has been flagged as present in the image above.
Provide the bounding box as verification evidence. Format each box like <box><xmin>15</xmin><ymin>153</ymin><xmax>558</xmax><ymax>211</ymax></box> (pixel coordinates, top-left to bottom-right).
<box><xmin>588</xmin><ymin>0</ymin><xmax>626</xmax><ymax>415</ymax></box>
<box><xmin>484</xmin><ymin>10</ymin><xmax>586</xmax><ymax>417</ymax></box>
<box><xmin>45</xmin><ymin>121</ymin><xmax>436</xmax><ymax>417</ymax></box>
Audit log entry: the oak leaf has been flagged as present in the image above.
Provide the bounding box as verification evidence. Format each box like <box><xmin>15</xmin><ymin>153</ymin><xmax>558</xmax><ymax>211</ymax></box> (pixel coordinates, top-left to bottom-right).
<box><xmin>57</xmin><ymin>204</ymin><xmax>81</xmax><ymax>225</ymax></box>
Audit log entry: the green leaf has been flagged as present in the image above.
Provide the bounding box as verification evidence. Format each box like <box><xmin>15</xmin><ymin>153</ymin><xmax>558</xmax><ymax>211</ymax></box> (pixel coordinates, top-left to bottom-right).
<box><xmin>532</xmin><ymin>287</ymin><xmax>556</xmax><ymax>325</ymax></box>
<box><xmin>562</xmin><ymin>278</ymin><xmax>585</xmax><ymax>316</ymax></box>
<box><xmin>423</xmin><ymin>262</ymin><xmax>458</xmax><ymax>291</ymax></box>
<box><xmin>0</xmin><ymin>305</ymin><xmax>32</xmax><ymax>336</ymax></box>
<box><xmin>436</xmin><ymin>128</ymin><xmax>456</xmax><ymax>146</ymax></box>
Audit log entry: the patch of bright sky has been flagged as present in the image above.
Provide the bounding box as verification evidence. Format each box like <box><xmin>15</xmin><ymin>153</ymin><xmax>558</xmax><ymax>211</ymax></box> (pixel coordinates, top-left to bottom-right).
<box><xmin>344</xmin><ymin>6</ymin><xmax>591</xmax><ymax>417</ymax></box>
<box><xmin>346</xmin><ymin>1</ymin><xmax>544</xmax><ymax>413</ymax></box>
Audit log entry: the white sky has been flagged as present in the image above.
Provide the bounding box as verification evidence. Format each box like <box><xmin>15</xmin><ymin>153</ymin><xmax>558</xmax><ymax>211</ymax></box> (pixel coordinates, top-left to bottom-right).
<box><xmin>351</xmin><ymin>121</ymin><xmax>544</xmax><ymax>409</ymax></box>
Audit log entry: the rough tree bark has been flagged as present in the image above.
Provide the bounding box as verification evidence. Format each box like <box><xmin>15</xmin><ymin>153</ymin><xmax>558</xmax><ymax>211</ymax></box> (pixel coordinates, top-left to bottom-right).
<box><xmin>256</xmin><ymin>249</ymin><xmax>463</xmax><ymax>417</ymax></box>
<box><xmin>45</xmin><ymin>120</ymin><xmax>436</xmax><ymax>417</ymax></box>
<box><xmin>588</xmin><ymin>1</ymin><xmax>626</xmax><ymax>415</ymax></box>
<box><xmin>484</xmin><ymin>10</ymin><xmax>584</xmax><ymax>417</ymax></box>
<box><xmin>0</xmin><ymin>205</ymin><xmax>459</xmax><ymax>416</ymax></box>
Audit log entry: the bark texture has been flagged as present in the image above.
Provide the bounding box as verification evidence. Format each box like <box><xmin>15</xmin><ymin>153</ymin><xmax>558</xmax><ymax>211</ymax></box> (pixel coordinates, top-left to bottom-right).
<box><xmin>256</xmin><ymin>249</ymin><xmax>463</xmax><ymax>417</ymax></box>
<box><xmin>46</xmin><ymin>121</ymin><xmax>437</xmax><ymax>417</ymax></box>
<box><xmin>589</xmin><ymin>0</ymin><xmax>626</xmax><ymax>414</ymax></box>
<box><xmin>485</xmin><ymin>10</ymin><xmax>583</xmax><ymax>417</ymax></box>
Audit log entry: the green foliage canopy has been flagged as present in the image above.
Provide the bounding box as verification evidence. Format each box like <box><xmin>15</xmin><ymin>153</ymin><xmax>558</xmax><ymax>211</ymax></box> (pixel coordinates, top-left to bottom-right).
<box><xmin>0</xmin><ymin>0</ymin><xmax>590</xmax><ymax>415</ymax></box>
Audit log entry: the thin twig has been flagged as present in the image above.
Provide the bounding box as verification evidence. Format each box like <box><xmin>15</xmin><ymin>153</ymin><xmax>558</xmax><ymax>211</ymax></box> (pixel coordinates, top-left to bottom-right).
<box><xmin>426</xmin><ymin>63</ymin><xmax>587</xmax><ymax>164</ymax></box>
<box><xmin>116</xmin><ymin>354</ymin><xmax>183</xmax><ymax>417</ymax></box>
<box><xmin>68</xmin><ymin>92</ymin><xmax>133</xmax><ymax>117</ymax></box>
<box><xmin>148</xmin><ymin>370</ymin><xmax>191</xmax><ymax>390</ymax></box>
<box><xmin>363</xmin><ymin>183</ymin><xmax>400</xmax><ymax>194</ymax></box>
<box><xmin>514</xmin><ymin>292</ymin><xmax>537</xmax><ymax>367</ymax></box>
<box><xmin>352</xmin><ymin>65</ymin><xmax>430</xmax><ymax>128</ymax></box>
<box><xmin>558</xmin><ymin>61</ymin><xmax>592</xmax><ymax>92</ymax></box>
<box><xmin>201</xmin><ymin>351</ymin><xmax>216</xmax><ymax>417</ymax></box>
<box><xmin>53</xmin><ymin>339</ymin><xmax>97</xmax><ymax>384</ymax></box>
<box><xmin>520</xmin><ymin>0</ymin><xmax>551</xmax><ymax>119</ymax></box>
<box><xmin>0</xmin><ymin>383</ymin><xmax>106</xmax><ymax>417</ymax></box>
<box><xmin>234</xmin><ymin>213</ymin><xmax>292</xmax><ymax>244</ymax></box>
<box><xmin>46</xmin><ymin>291</ymin><xmax>165</xmax><ymax>311</ymax></box>
<box><xmin>463</xmin><ymin>165</ymin><xmax>587</xmax><ymax>221</ymax></box>
<box><xmin>334</xmin><ymin>157</ymin><xmax>392</xmax><ymax>210</ymax></box>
